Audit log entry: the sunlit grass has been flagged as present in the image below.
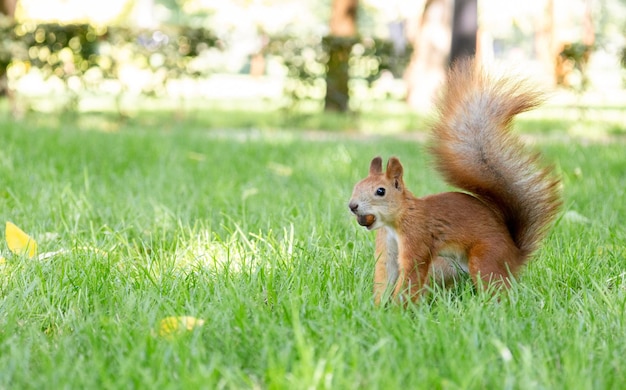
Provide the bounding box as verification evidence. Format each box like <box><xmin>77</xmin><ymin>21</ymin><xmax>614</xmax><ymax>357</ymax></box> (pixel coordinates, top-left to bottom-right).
<box><xmin>0</xmin><ymin>109</ymin><xmax>625</xmax><ymax>388</ymax></box>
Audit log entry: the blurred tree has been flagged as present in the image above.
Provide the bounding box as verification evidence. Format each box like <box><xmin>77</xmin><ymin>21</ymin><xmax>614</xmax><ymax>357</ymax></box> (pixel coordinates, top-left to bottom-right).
<box><xmin>449</xmin><ymin>0</ymin><xmax>476</xmax><ymax>65</ymax></box>
<box><xmin>0</xmin><ymin>0</ymin><xmax>17</xmax><ymax>97</ymax></box>
<box><xmin>534</xmin><ymin>0</ymin><xmax>555</xmax><ymax>83</ymax></box>
<box><xmin>553</xmin><ymin>0</ymin><xmax>595</xmax><ymax>89</ymax></box>
<box><xmin>404</xmin><ymin>0</ymin><xmax>452</xmax><ymax>111</ymax></box>
<box><xmin>0</xmin><ymin>0</ymin><xmax>17</xmax><ymax>17</ymax></box>
<box><xmin>329</xmin><ymin>0</ymin><xmax>358</xmax><ymax>36</ymax></box>
<box><xmin>324</xmin><ymin>0</ymin><xmax>358</xmax><ymax>112</ymax></box>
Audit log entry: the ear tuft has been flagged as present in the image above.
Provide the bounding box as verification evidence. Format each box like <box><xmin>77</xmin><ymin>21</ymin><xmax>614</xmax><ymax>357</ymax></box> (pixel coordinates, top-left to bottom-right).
<box><xmin>369</xmin><ymin>156</ymin><xmax>383</xmax><ymax>175</ymax></box>
<box><xmin>385</xmin><ymin>157</ymin><xmax>404</xmax><ymax>180</ymax></box>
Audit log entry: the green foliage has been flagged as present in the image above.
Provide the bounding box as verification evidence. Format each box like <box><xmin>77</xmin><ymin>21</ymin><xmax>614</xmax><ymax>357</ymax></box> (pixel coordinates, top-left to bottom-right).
<box><xmin>99</xmin><ymin>25</ymin><xmax>221</xmax><ymax>95</ymax></box>
<box><xmin>349</xmin><ymin>37</ymin><xmax>411</xmax><ymax>81</ymax></box>
<box><xmin>266</xmin><ymin>34</ymin><xmax>328</xmax><ymax>106</ymax></box>
<box><xmin>266</xmin><ymin>34</ymin><xmax>412</xmax><ymax>109</ymax></box>
<box><xmin>0</xmin><ymin>16</ymin><xmax>20</xmax><ymax>75</ymax></box>
<box><xmin>0</xmin><ymin>21</ymin><xmax>220</xmax><ymax>107</ymax></box>
<box><xmin>558</xmin><ymin>42</ymin><xmax>594</xmax><ymax>92</ymax></box>
<box><xmin>17</xmin><ymin>23</ymin><xmax>100</xmax><ymax>70</ymax></box>
<box><xmin>0</xmin><ymin>113</ymin><xmax>625</xmax><ymax>388</ymax></box>
<box><xmin>620</xmin><ymin>46</ymin><xmax>626</xmax><ymax>86</ymax></box>
<box><xmin>2</xmin><ymin>19</ymin><xmax>413</xmax><ymax>113</ymax></box>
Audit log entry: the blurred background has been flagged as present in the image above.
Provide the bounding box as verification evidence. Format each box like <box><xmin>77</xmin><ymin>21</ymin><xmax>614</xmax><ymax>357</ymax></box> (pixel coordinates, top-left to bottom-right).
<box><xmin>0</xmin><ymin>0</ymin><xmax>625</xmax><ymax>129</ymax></box>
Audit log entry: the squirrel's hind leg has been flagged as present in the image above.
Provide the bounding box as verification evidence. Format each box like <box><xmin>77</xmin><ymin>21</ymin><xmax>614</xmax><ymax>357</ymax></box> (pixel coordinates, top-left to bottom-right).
<box><xmin>428</xmin><ymin>256</ymin><xmax>464</xmax><ymax>288</ymax></box>
<box><xmin>468</xmin><ymin>243</ymin><xmax>519</xmax><ymax>291</ymax></box>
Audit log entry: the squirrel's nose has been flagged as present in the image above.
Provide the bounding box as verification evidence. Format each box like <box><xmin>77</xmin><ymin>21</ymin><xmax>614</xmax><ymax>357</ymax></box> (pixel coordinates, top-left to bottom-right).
<box><xmin>349</xmin><ymin>202</ymin><xmax>358</xmax><ymax>213</ymax></box>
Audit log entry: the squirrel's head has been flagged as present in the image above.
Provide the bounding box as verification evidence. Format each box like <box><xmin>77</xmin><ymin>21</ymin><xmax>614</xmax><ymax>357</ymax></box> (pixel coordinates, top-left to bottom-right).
<box><xmin>348</xmin><ymin>156</ymin><xmax>406</xmax><ymax>231</ymax></box>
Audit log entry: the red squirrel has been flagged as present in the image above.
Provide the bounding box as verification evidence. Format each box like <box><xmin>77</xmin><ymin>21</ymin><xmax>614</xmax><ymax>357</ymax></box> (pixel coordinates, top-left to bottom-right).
<box><xmin>348</xmin><ymin>59</ymin><xmax>561</xmax><ymax>304</ymax></box>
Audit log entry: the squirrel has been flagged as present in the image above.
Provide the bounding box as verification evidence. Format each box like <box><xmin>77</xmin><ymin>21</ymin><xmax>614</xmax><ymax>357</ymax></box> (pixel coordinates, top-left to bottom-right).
<box><xmin>348</xmin><ymin>59</ymin><xmax>561</xmax><ymax>304</ymax></box>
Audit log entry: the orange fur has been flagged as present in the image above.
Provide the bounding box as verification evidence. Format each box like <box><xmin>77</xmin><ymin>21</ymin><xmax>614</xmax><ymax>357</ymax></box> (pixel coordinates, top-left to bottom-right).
<box><xmin>348</xmin><ymin>59</ymin><xmax>561</xmax><ymax>304</ymax></box>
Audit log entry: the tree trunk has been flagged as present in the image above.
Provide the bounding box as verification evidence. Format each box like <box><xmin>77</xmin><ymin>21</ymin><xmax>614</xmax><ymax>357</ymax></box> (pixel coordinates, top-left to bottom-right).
<box><xmin>535</xmin><ymin>0</ymin><xmax>557</xmax><ymax>84</ymax></box>
<box><xmin>0</xmin><ymin>0</ymin><xmax>17</xmax><ymax>17</ymax></box>
<box><xmin>449</xmin><ymin>0</ymin><xmax>477</xmax><ymax>66</ymax></box>
<box><xmin>329</xmin><ymin>0</ymin><xmax>358</xmax><ymax>37</ymax></box>
<box><xmin>0</xmin><ymin>0</ymin><xmax>18</xmax><ymax>98</ymax></box>
<box><xmin>404</xmin><ymin>0</ymin><xmax>453</xmax><ymax>111</ymax></box>
<box><xmin>324</xmin><ymin>0</ymin><xmax>358</xmax><ymax>112</ymax></box>
<box><xmin>581</xmin><ymin>0</ymin><xmax>594</xmax><ymax>47</ymax></box>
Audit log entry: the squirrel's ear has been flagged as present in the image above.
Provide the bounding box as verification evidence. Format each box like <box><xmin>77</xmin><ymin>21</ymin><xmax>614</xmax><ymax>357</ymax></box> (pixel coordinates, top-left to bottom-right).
<box><xmin>386</xmin><ymin>157</ymin><xmax>404</xmax><ymax>181</ymax></box>
<box><xmin>369</xmin><ymin>156</ymin><xmax>383</xmax><ymax>175</ymax></box>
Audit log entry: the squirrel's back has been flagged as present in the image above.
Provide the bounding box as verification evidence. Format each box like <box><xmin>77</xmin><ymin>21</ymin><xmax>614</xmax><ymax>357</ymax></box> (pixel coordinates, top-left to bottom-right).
<box><xmin>429</xmin><ymin>59</ymin><xmax>561</xmax><ymax>260</ymax></box>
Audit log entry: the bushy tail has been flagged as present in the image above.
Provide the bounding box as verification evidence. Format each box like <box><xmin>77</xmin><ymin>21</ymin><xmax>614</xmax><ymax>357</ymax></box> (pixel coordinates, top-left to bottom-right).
<box><xmin>429</xmin><ymin>59</ymin><xmax>561</xmax><ymax>259</ymax></box>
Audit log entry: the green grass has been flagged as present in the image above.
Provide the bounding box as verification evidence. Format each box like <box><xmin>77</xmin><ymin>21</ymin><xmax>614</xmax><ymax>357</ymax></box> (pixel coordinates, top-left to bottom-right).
<box><xmin>0</xmin><ymin>110</ymin><xmax>625</xmax><ymax>389</ymax></box>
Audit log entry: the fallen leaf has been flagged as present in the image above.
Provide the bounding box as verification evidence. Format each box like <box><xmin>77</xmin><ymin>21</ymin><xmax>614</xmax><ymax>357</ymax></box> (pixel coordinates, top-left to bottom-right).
<box><xmin>563</xmin><ymin>210</ymin><xmax>591</xmax><ymax>224</ymax></box>
<box><xmin>37</xmin><ymin>246</ymin><xmax>108</xmax><ymax>260</ymax></box>
<box><xmin>268</xmin><ymin>162</ymin><xmax>293</xmax><ymax>177</ymax></box>
<box><xmin>37</xmin><ymin>249</ymin><xmax>68</xmax><ymax>260</ymax></box>
<box><xmin>5</xmin><ymin>221</ymin><xmax>37</xmax><ymax>258</ymax></box>
<box><xmin>187</xmin><ymin>151</ymin><xmax>206</xmax><ymax>161</ymax></box>
<box><xmin>158</xmin><ymin>316</ymin><xmax>205</xmax><ymax>337</ymax></box>
<box><xmin>242</xmin><ymin>187</ymin><xmax>258</xmax><ymax>201</ymax></box>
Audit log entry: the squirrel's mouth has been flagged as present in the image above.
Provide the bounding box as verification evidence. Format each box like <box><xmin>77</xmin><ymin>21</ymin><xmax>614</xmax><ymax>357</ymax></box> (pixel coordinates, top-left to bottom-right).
<box><xmin>357</xmin><ymin>214</ymin><xmax>376</xmax><ymax>229</ymax></box>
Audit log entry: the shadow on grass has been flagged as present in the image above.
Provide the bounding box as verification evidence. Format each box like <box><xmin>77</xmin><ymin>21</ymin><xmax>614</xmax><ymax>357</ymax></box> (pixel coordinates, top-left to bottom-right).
<box><xmin>0</xmin><ymin>98</ymin><xmax>425</xmax><ymax>133</ymax></box>
<box><xmin>1</xmin><ymin>97</ymin><xmax>624</xmax><ymax>137</ymax></box>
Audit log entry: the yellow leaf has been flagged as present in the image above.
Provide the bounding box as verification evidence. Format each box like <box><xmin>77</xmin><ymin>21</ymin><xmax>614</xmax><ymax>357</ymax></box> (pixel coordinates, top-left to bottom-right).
<box><xmin>187</xmin><ymin>151</ymin><xmax>206</xmax><ymax>161</ymax></box>
<box><xmin>158</xmin><ymin>316</ymin><xmax>205</xmax><ymax>337</ymax></box>
<box><xmin>77</xmin><ymin>246</ymin><xmax>108</xmax><ymax>256</ymax></box>
<box><xmin>5</xmin><ymin>221</ymin><xmax>37</xmax><ymax>258</ymax></box>
<box><xmin>37</xmin><ymin>246</ymin><xmax>108</xmax><ymax>260</ymax></box>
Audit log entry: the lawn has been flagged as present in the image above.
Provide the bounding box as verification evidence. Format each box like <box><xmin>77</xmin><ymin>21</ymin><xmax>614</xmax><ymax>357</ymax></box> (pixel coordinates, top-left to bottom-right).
<box><xmin>0</xmin><ymin>108</ymin><xmax>625</xmax><ymax>389</ymax></box>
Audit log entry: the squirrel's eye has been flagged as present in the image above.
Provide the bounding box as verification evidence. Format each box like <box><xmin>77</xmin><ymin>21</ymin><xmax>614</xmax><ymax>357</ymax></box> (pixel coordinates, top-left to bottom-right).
<box><xmin>375</xmin><ymin>188</ymin><xmax>386</xmax><ymax>196</ymax></box>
